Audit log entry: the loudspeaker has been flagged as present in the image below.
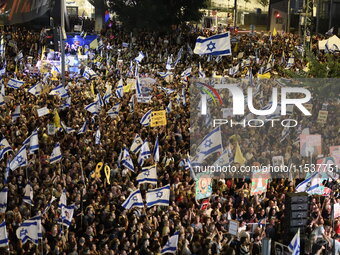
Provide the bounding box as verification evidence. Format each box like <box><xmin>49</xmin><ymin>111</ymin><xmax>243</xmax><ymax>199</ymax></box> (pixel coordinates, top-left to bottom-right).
<box><xmin>284</xmin><ymin>192</ymin><xmax>309</xmax><ymax>234</ymax></box>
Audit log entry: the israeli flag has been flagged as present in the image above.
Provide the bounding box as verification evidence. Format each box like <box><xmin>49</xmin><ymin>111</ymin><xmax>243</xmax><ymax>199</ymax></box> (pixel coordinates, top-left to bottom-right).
<box><xmin>135</xmin><ymin>76</ymin><xmax>142</xmax><ymax>96</ymax></box>
<box><xmin>146</xmin><ymin>184</ymin><xmax>170</xmax><ymax>207</ymax></box>
<box><xmin>137</xmin><ymin>165</ymin><xmax>157</xmax><ymax>184</ymax></box>
<box><xmin>288</xmin><ymin>229</ymin><xmax>300</xmax><ymax>255</ymax></box>
<box><xmin>199</xmin><ymin>62</ymin><xmax>206</xmax><ymax>78</ymax></box>
<box><xmin>115</xmin><ymin>78</ymin><xmax>124</xmax><ymax>99</ymax></box>
<box><xmin>23</xmin><ymin>183</ymin><xmax>33</xmax><ymax>206</ymax></box>
<box><xmin>140</xmin><ymin>110</ymin><xmax>152</xmax><ymax>126</ymax></box>
<box><xmin>4</xmin><ymin>161</ymin><xmax>10</xmax><ymax>184</ymax></box>
<box><xmin>161</xmin><ymin>231</ymin><xmax>179</xmax><ymax>254</ymax></box>
<box><xmin>23</xmin><ymin>129</ymin><xmax>39</xmax><ymax>153</ymax></box>
<box><xmin>130</xmin><ymin>134</ymin><xmax>143</xmax><ymax>154</ymax></box>
<box><xmin>58</xmin><ymin>205</ymin><xmax>75</xmax><ymax>228</ymax></box>
<box><xmin>138</xmin><ymin>139</ymin><xmax>151</xmax><ymax>166</ymax></box>
<box><xmin>187</xmin><ymin>43</ymin><xmax>193</xmax><ymax>55</ymax></box>
<box><xmin>103</xmin><ymin>85</ymin><xmax>112</xmax><ymax>104</ymax></box>
<box><xmin>121</xmin><ymin>189</ymin><xmax>144</xmax><ymax>210</ymax></box>
<box><xmin>95</xmin><ymin>128</ymin><xmax>101</xmax><ymax>145</ymax></box>
<box><xmin>107</xmin><ymin>103</ymin><xmax>121</xmax><ymax>118</ymax></box>
<box><xmin>134</xmin><ymin>63</ymin><xmax>139</xmax><ymax>77</ymax></box>
<box><xmin>49</xmin><ymin>84</ymin><xmax>68</xmax><ymax>98</ymax></box>
<box><xmin>0</xmin><ymin>89</ymin><xmax>4</xmax><ymax>107</ymax></box>
<box><xmin>0</xmin><ymin>221</ymin><xmax>8</xmax><ymax>247</ymax></box>
<box><xmin>10</xmin><ymin>145</ymin><xmax>28</xmax><ymax>171</ymax></box>
<box><xmin>121</xmin><ymin>148</ymin><xmax>134</xmax><ymax>171</ymax></box>
<box><xmin>28</xmin><ymin>83</ymin><xmax>43</xmax><ymax>96</ymax></box>
<box><xmin>95</xmin><ymin>93</ymin><xmax>104</xmax><ymax>108</ymax></box>
<box><xmin>194</xmin><ymin>127</ymin><xmax>223</xmax><ymax>164</ymax></box>
<box><xmin>0</xmin><ymin>137</ymin><xmax>12</xmax><ymax>161</ymax></box>
<box><xmin>12</xmin><ymin>105</ymin><xmax>20</xmax><ymax>122</ymax></box>
<box><xmin>166</xmin><ymin>101</ymin><xmax>172</xmax><ymax>114</ymax></box>
<box><xmin>78</xmin><ymin>121</ymin><xmax>87</xmax><ymax>134</ymax></box>
<box><xmin>153</xmin><ymin>136</ymin><xmax>159</xmax><ymax>162</ymax></box>
<box><xmin>83</xmin><ymin>67</ymin><xmax>96</xmax><ymax>80</ymax></box>
<box><xmin>134</xmin><ymin>51</ymin><xmax>145</xmax><ymax>63</ymax></box>
<box><xmin>7</xmin><ymin>78</ymin><xmax>24</xmax><ymax>89</ymax></box>
<box><xmin>181</xmin><ymin>67</ymin><xmax>192</xmax><ymax>78</ymax></box>
<box><xmin>43</xmin><ymin>196</ymin><xmax>57</xmax><ymax>214</ymax></box>
<box><xmin>85</xmin><ymin>102</ymin><xmax>100</xmax><ymax>115</ymax></box>
<box><xmin>173</xmin><ymin>47</ymin><xmax>183</xmax><ymax>66</ymax></box>
<box><xmin>158</xmin><ymin>71</ymin><xmax>172</xmax><ymax>78</ymax></box>
<box><xmin>159</xmin><ymin>87</ymin><xmax>175</xmax><ymax>95</ymax></box>
<box><xmin>50</xmin><ymin>143</ymin><xmax>62</xmax><ymax>164</ymax></box>
<box><xmin>58</xmin><ymin>189</ymin><xmax>67</xmax><ymax>209</ymax></box>
<box><xmin>166</xmin><ymin>55</ymin><xmax>173</xmax><ymax>70</ymax></box>
<box><xmin>229</xmin><ymin>64</ymin><xmax>239</xmax><ymax>77</ymax></box>
<box><xmin>181</xmin><ymin>88</ymin><xmax>186</xmax><ymax>106</ymax></box>
<box><xmin>212</xmin><ymin>149</ymin><xmax>231</xmax><ymax>167</ymax></box>
<box><xmin>194</xmin><ymin>32</ymin><xmax>231</xmax><ymax>56</ymax></box>
<box><xmin>16</xmin><ymin>216</ymin><xmax>41</xmax><ymax>245</ymax></box>
<box><xmin>295</xmin><ymin>171</ymin><xmax>320</xmax><ymax>193</ymax></box>
<box><xmin>60</xmin><ymin>121</ymin><xmax>75</xmax><ymax>134</ymax></box>
<box><xmin>129</xmin><ymin>94</ymin><xmax>135</xmax><ymax>113</ymax></box>
<box><xmin>0</xmin><ymin>187</ymin><xmax>8</xmax><ymax>213</ymax></box>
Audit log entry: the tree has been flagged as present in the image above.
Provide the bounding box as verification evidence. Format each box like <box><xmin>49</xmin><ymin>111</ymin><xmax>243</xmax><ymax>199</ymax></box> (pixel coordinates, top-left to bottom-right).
<box><xmin>257</xmin><ymin>0</ymin><xmax>269</xmax><ymax>8</ymax></box>
<box><xmin>244</xmin><ymin>0</ymin><xmax>251</xmax><ymax>10</ymax></box>
<box><xmin>107</xmin><ymin>0</ymin><xmax>206</xmax><ymax>32</ymax></box>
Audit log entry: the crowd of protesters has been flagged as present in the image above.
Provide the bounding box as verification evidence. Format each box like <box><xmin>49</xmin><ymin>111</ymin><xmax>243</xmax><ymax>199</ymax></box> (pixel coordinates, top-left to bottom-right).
<box><xmin>0</xmin><ymin>22</ymin><xmax>339</xmax><ymax>255</ymax></box>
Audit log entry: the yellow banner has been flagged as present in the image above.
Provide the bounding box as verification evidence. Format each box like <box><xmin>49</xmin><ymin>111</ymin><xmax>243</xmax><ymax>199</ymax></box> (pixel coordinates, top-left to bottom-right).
<box><xmin>150</xmin><ymin>110</ymin><xmax>167</xmax><ymax>127</ymax></box>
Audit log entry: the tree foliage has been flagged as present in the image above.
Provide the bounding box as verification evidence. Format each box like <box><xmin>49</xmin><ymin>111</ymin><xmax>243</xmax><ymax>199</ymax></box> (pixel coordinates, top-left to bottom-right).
<box><xmin>107</xmin><ymin>0</ymin><xmax>206</xmax><ymax>31</ymax></box>
<box><xmin>257</xmin><ymin>0</ymin><xmax>269</xmax><ymax>7</ymax></box>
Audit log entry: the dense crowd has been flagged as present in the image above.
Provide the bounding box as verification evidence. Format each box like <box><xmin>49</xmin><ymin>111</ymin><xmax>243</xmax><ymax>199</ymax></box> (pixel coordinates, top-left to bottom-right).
<box><xmin>0</xmin><ymin>23</ymin><xmax>339</xmax><ymax>255</ymax></box>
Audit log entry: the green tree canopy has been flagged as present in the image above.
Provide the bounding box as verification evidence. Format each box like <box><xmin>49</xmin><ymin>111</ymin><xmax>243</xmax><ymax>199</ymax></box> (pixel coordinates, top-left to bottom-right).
<box><xmin>108</xmin><ymin>0</ymin><xmax>206</xmax><ymax>31</ymax></box>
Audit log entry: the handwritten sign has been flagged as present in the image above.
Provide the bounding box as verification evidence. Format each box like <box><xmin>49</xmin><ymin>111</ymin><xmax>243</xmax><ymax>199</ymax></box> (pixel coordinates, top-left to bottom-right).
<box><xmin>150</xmin><ymin>110</ymin><xmax>167</xmax><ymax>127</ymax></box>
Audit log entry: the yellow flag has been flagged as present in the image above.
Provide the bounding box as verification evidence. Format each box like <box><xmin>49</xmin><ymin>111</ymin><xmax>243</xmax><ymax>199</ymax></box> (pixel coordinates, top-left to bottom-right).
<box><xmin>273</xmin><ymin>27</ymin><xmax>277</xmax><ymax>36</ymax></box>
<box><xmin>257</xmin><ymin>72</ymin><xmax>271</xmax><ymax>79</ymax></box>
<box><xmin>123</xmin><ymin>83</ymin><xmax>132</xmax><ymax>93</ymax></box>
<box><xmin>15</xmin><ymin>64</ymin><xmax>18</xmax><ymax>73</ymax></box>
<box><xmin>90</xmin><ymin>83</ymin><xmax>95</xmax><ymax>97</ymax></box>
<box><xmin>54</xmin><ymin>110</ymin><xmax>61</xmax><ymax>128</ymax></box>
<box><xmin>233</xmin><ymin>42</ymin><xmax>238</xmax><ymax>53</ymax></box>
<box><xmin>234</xmin><ymin>142</ymin><xmax>246</xmax><ymax>165</ymax></box>
<box><xmin>90</xmin><ymin>39</ymin><xmax>98</xmax><ymax>49</ymax></box>
<box><xmin>41</xmin><ymin>46</ymin><xmax>45</xmax><ymax>61</ymax></box>
<box><xmin>77</xmin><ymin>46</ymin><xmax>82</xmax><ymax>57</ymax></box>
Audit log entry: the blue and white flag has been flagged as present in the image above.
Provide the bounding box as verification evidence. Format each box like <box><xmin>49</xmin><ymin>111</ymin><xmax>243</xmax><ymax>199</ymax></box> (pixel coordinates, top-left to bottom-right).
<box><xmin>85</xmin><ymin>102</ymin><xmax>100</xmax><ymax>115</ymax></box>
<box><xmin>288</xmin><ymin>229</ymin><xmax>300</xmax><ymax>255</ymax></box>
<box><xmin>130</xmin><ymin>134</ymin><xmax>143</xmax><ymax>154</ymax></box>
<box><xmin>96</xmin><ymin>93</ymin><xmax>104</xmax><ymax>108</ymax></box>
<box><xmin>146</xmin><ymin>184</ymin><xmax>170</xmax><ymax>207</ymax></box>
<box><xmin>166</xmin><ymin>101</ymin><xmax>172</xmax><ymax>114</ymax></box>
<box><xmin>60</xmin><ymin>96</ymin><xmax>71</xmax><ymax>110</ymax></box>
<box><xmin>159</xmin><ymin>87</ymin><xmax>175</xmax><ymax>95</ymax></box>
<box><xmin>83</xmin><ymin>67</ymin><xmax>97</xmax><ymax>80</ymax></box>
<box><xmin>43</xmin><ymin>196</ymin><xmax>57</xmax><ymax>214</ymax></box>
<box><xmin>194</xmin><ymin>32</ymin><xmax>231</xmax><ymax>56</ymax></box>
<box><xmin>4</xmin><ymin>161</ymin><xmax>10</xmax><ymax>184</ymax></box>
<box><xmin>198</xmin><ymin>62</ymin><xmax>206</xmax><ymax>78</ymax></box>
<box><xmin>187</xmin><ymin>43</ymin><xmax>193</xmax><ymax>55</ymax></box>
<box><xmin>137</xmin><ymin>165</ymin><xmax>157</xmax><ymax>184</ymax></box>
<box><xmin>134</xmin><ymin>51</ymin><xmax>145</xmax><ymax>63</ymax></box>
<box><xmin>181</xmin><ymin>88</ymin><xmax>186</xmax><ymax>106</ymax></box>
<box><xmin>50</xmin><ymin>143</ymin><xmax>62</xmax><ymax>164</ymax></box>
<box><xmin>173</xmin><ymin>47</ymin><xmax>183</xmax><ymax>67</ymax></box>
<box><xmin>138</xmin><ymin>139</ymin><xmax>151</xmax><ymax>166</ymax></box>
<box><xmin>23</xmin><ymin>183</ymin><xmax>33</xmax><ymax>206</ymax></box>
<box><xmin>115</xmin><ymin>78</ymin><xmax>124</xmax><ymax>99</ymax></box>
<box><xmin>0</xmin><ymin>137</ymin><xmax>12</xmax><ymax>161</ymax></box>
<box><xmin>140</xmin><ymin>110</ymin><xmax>152</xmax><ymax>126</ymax></box>
<box><xmin>58</xmin><ymin>189</ymin><xmax>67</xmax><ymax>209</ymax></box>
<box><xmin>9</xmin><ymin>145</ymin><xmax>28</xmax><ymax>171</ymax></box>
<box><xmin>153</xmin><ymin>136</ymin><xmax>159</xmax><ymax>162</ymax></box>
<box><xmin>212</xmin><ymin>149</ymin><xmax>232</xmax><ymax>167</ymax></box>
<box><xmin>181</xmin><ymin>67</ymin><xmax>192</xmax><ymax>78</ymax></box>
<box><xmin>121</xmin><ymin>148</ymin><xmax>134</xmax><ymax>171</ymax></box>
<box><xmin>103</xmin><ymin>85</ymin><xmax>112</xmax><ymax>104</ymax></box>
<box><xmin>161</xmin><ymin>231</ymin><xmax>179</xmax><ymax>254</ymax></box>
<box><xmin>166</xmin><ymin>55</ymin><xmax>173</xmax><ymax>70</ymax></box>
<box><xmin>78</xmin><ymin>121</ymin><xmax>87</xmax><ymax>134</ymax></box>
<box><xmin>58</xmin><ymin>205</ymin><xmax>75</xmax><ymax>228</ymax></box>
<box><xmin>0</xmin><ymin>187</ymin><xmax>8</xmax><ymax>213</ymax></box>
<box><xmin>158</xmin><ymin>71</ymin><xmax>172</xmax><ymax>78</ymax></box>
<box><xmin>134</xmin><ymin>63</ymin><xmax>139</xmax><ymax>77</ymax></box>
<box><xmin>61</xmin><ymin>121</ymin><xmax>75</xmax><ymax>134</ymax></box>
<box><xmin>16</xmin><ymin>216</ymin><xmax>41</xmax><ymax>245</ymax></box>
<box><xmin>49</xmin><ymin>84</ymin><xmax>68</xmax><ymax>98</ymax></box>
<box><xmin>0</xmin><ymin>221</ymin><xmax>8</xmax><ymax>247</ymax></box>
<box><xmin>194</xmin><ymin>126</ymin><xmax>223</xmax><ymax>164</ymax></box>
<box><xmin>135</xmin><ymin>76</ymin><xmax>142</xmax><ymax>96</ymax></box>
<box><xmin>129</xmin><ymin>94</ymin><xmax>135</xmax><ymax>113</ymax></box>
<box><xmin>107</xmin><ymin>103</ymin><xmax>121</xmax><ymax>118</ymax></box>
<box><xmin>23</xmin><ymin>129</ymin><xmax>39</xmax><ymax>153</ymax></box>
<box><xmin>121</xmin><ymin>189</ymin><xmax>144</xmax><ymax>210</ymax></box>
<box><xmin>95</xmin><ymin>128</ymin><xmax>101</xmax><ymax>145</ymax></box>
<box><xmin>28</xmin><ymin>83</ymin><xmax>43</xmax><ymax>97</ymax></box>
<box><xmin>12</xmin><ymin>105</ymin><xmax>20</xmax><ymax>122</ymax></box>
<box><xmin>7</xmin><ymin>78</ymin><xmax>24</xmax><ymax>89</ymax></box>
<box><xmin>295</xmin><ymin>172</ymin><xmax>322</xmax><ymax>194</ymax></box>
<box><xmin>229</xmin><ymin>64</ymin><xmax>239</xmax><ymax>77</ymax></box>
<box><xmin>0</xmin><ymin>83</ymin><xmax>4</xmax><ymax>106</ymax></box>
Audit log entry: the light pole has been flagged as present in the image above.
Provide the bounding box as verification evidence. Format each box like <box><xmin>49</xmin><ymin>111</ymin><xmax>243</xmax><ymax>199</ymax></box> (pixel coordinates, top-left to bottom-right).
<box><xmin>60</xmin><ymin>0</ymin><xmax>66</xmax><ymax>87</ymax></box>
<box><xmin>233</xmin><ymin>0</ymin><xmax>237</xmax><ymax>28</ymax></box>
